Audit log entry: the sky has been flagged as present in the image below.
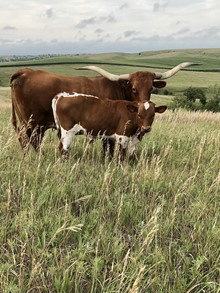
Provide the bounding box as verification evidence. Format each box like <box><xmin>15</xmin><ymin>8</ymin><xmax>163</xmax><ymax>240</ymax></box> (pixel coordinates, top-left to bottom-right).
<box><xmin>1</xmin><ymin>0</ymin><xmax>220</xmax><ymax>55</ymax></box>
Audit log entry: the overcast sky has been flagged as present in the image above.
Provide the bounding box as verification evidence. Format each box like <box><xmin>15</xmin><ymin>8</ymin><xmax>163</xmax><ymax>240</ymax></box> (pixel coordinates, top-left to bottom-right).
<box><xmin>1</xmin><ymin>0</ymin><xmax>220</xmax><ymax>55</ymax></box>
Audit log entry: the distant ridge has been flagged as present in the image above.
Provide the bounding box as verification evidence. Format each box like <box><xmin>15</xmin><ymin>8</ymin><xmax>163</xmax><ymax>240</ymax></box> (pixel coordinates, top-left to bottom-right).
<box><xmin>0</xmin><ymin>48</ymin><xmax>220</xmax><ymax>72</ymax></box>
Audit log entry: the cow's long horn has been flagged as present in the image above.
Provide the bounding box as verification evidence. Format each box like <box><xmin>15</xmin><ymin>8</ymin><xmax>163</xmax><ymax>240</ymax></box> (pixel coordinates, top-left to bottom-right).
<box><xmin>74</xmin><ymin>66</ymin><xmax>130</xmax><ymax>81</ymax></box>
<box><xmin>154</xmin><ymin>62</ymin><xmax>201</xmax><ymax>80</ymax></box>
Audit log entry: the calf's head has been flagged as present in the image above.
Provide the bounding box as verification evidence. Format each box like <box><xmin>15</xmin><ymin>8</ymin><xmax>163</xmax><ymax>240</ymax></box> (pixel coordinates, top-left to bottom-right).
<box><xmin>127</xmin><ymin>101</ymin><xmax>167</xmax><ymax>138</ymax></box>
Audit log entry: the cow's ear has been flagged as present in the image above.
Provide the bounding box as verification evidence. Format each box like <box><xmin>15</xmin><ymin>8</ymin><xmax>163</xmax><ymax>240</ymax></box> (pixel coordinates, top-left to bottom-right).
<box><xmin>155</xmin><ymin>105</ymin><xmax>167</xmax><ymax>113</ymax></box>
<box><xmin>153</xmin><ymin>81</ymin><xmax>166</xmax><ymax>88</ymax></box>
<box><xmin>127</xmin><ymin>104</ymin><xmax>138</xmax><ymax>113</ymax></box>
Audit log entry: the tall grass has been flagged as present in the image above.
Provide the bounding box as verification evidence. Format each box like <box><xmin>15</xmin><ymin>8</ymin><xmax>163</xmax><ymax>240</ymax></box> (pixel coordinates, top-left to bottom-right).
<box><xmin>0</xmin><ymin>108</ymin><xmax>220</xmax><ymax>293</ymax></box>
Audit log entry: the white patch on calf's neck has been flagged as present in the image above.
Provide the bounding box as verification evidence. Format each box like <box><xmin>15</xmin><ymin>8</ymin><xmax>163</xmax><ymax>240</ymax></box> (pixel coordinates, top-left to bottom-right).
<box><xmin>144</xmin><ymin>102</ymin><xmax>150</xmax><ymax>110</ymax></box>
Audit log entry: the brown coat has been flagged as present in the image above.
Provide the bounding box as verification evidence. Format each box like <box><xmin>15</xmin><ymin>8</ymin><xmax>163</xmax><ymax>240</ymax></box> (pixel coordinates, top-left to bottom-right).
<box><xmin>52</xmin><ymin>92</ymin><xmax>167</xmax><ymax>160</ymax></box>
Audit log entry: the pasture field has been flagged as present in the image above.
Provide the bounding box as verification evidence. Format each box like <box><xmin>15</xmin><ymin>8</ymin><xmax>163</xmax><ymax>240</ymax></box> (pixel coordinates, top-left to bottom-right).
<box><xmin>1</xmin><ymin>48</ymin><xmax>220</xmax><ymax>93</ymax></box>
<box><xmin>1</xmin><ymin>63</ymin><xmax>220</xmax><ymax>100</ymax></box>
<box><xmin>0</xmin><ymin>87</ymin><xmax>220</xmax><ymax>292</ymax></box>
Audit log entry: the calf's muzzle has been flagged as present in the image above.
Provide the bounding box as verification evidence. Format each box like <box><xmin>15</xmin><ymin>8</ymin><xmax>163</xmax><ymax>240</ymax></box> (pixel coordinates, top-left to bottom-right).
<box><xmin>141</xmin><ymin>126</ymin><xmax>151</xmax><ymax>133</ymax></box>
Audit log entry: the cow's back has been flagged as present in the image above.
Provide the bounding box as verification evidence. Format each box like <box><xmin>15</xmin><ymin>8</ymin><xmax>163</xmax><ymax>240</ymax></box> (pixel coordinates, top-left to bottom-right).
<box><xmin>10</xmin><ymin>69</ymin><xmax>92</xmax><ymax>128</ymax></box>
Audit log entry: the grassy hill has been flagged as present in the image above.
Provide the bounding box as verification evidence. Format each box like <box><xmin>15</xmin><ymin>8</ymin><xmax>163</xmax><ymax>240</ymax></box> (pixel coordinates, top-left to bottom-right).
<box><xmin>1</xmin><ymin>49</ymin><xmax>220</xmax><ymax>94</ymax></box>
<box><xmin>1</xmin><ymin>48</ymin><xmax>220</xmax><ymax>70</ymax></box>
<box><xmin>0</xmin><ymin>49</ymin><xmax>220</xmax><ymax>292</ymax></box>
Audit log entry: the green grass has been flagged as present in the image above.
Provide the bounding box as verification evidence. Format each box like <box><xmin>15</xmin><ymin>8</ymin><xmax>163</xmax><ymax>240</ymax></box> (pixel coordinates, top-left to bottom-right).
<box><xmin>0</xmin><ymin>50</ymin><xmax>220</xmax><ymax>292</ymax></box>
<box><xmin>0</xmin><ymin>105</ymin><xmax>220</xmax><ymax>292</ymax></box>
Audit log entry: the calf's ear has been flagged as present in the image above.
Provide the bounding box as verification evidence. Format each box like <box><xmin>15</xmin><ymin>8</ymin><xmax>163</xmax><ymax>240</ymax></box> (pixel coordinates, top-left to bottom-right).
<box><xmin>127</xmin><ymin>105</ymin><xmax>138</xmax><ymax>113</ymax></box>
<box><xmin>155</xmin><ymin>105</ymin><xmax>167</xmax><ymax>113</ymax></box>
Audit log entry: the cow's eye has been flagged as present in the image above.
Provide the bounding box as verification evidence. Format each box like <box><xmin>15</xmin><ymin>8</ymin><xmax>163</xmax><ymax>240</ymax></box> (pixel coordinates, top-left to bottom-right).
<box><xmin>132</xmin><ymin>87</ymin><xmax>137</xmax><ymax>93</ymax></box>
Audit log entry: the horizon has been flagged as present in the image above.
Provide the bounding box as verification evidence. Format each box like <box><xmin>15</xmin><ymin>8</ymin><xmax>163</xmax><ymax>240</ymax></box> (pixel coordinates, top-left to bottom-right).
<box><xmin>1</xmin><ymin>47</ymin><xmax>220</xmax><ymax>57</ymax></box>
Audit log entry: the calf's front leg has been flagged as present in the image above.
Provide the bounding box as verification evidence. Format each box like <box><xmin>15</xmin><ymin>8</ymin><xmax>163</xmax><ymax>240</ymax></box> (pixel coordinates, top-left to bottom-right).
<box><xmin>59</xmin><ymin>128</ymin><xmax>75</xmax><ymax>160</ymax></box>
<box><xmin>118</xmin><ymin>145</ymin><xmax>127</xmax><ymax>162</ymax></box>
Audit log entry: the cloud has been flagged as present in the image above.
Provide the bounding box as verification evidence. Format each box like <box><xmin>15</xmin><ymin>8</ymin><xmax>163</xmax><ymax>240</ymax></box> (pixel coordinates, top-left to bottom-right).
<box><xmin>0</xmin><ymin>38</ymin><xmax>14</xmax><ymax>44</ymax></box>
<box><xmin>170</xmin><ymin>27</ymin><xmax>190</xmax><ymax>37</ymax></box>
<box><xmin>3</xmin><ymin>26</ymin><xmax>17</xmax><ymax>31</ymax></box>
<box><xmin>76</xmin><ymin>17</ymin><xmax>97</xmax><ymax>29</ymax></box>
<box><xmin>95</xmin><ymin>28</ymin><xmax>103</xmax><ymax>34</ymax></box>
<box><xmin>75</xmin><ymin>15</ymin><xmax>116</xmax><ymax>29</ymax></box>
<box><xmin>153</xmin><ymin>2</ymin><xmax>168</xmax><ymax>12</ymax></box>
<box><xmin>193</xmin><ymin>26</ymin><xmax>220</xmax><ymax>38</ymax></box>
<box><xmin>46</xmin><ymin>8</ymin><xmax>54</xmax><ymax>18</ymax></box>
<box><xmin>119</xmin><ymin>3</ymin><xmax>129</xmax><ymax>10</ymax></box>
<box><xmin>124</xmin><ymin>30</ymin><xmax>138</xmax><ymax>38</ymax></box>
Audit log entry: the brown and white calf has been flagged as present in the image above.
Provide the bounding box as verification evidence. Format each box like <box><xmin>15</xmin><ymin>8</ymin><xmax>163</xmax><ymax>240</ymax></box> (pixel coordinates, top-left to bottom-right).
<box><xmin>52</xmin><ymin>92</ymin><xmax>167</xmax><ymax>160</ymax></box>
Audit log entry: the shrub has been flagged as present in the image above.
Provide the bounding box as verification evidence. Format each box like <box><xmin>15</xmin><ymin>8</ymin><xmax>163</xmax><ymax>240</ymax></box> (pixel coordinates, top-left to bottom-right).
<box><xmin>206</xmin><ymin>86</ymin><xmax>220</xmax><ymax>112</ymax></box>
<box><xmin>184</xmin><ymin>87</ymin><xmax>207</xmax><ymax>105</ymax></box>
<box><xmin>206</xmin><ymin>96</ymin><xmax>220</xmax><ymax>112</ymax></box>
<box><xmin>170</xmin><ymin>87</ymin><xmax>207</xmax><ymax>111</ymax></box>
<box><xmin>170</xmin><ymin>95</ymin><xmax>193</xmax><ymax>110</ymax></box>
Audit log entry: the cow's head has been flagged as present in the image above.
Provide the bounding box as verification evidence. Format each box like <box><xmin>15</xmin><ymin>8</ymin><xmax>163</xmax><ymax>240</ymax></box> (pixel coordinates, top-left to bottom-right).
<box><xmin>127</xmin><ymin>101</ymin><xmax>167</xmax><ymax>139</ymax></box>
<box><xmin>75</xmin><ymin>62</ymin><xmax>199</xmax><ymax>102</ymax></box>
<box><xmin>125</xmin><ymin>71</ymin><xmax>166</xmax><ymax>101</ymax></box>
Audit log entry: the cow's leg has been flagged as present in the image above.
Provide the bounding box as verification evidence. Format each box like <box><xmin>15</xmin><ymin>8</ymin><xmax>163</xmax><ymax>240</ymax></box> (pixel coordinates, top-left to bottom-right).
<box><xmin>102</xmin><ymin>138</ymin><xmax>115</xmax><ymax>158</ymax></box>
<box><xmin>17</xmin><ymin>123</ymin><xmax>45</xmax><ymax>152</ymax></box>
<box><xmin>17</xmin><ymin>124</ymin><xmax>30</xmax><ymax>152</ymax></box>
<box><xmin>29</xmin><ymin>126</ymin><xmax>45</xmax><ymax>151</ymax></box>
<box><xmin>17</xmin><ymin>124</ymin><xmax>36</xmax><ymax>153</ymax></box>
<box><xmin>59</xmin><ymin>128</ymin><xmax>75</xmax><ymax>160</ymax></box>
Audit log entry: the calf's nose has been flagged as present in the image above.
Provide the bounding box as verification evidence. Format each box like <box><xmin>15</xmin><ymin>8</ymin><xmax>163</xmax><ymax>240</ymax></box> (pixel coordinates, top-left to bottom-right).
<box><xmin>141</xmin><ymin>126</ymin><xmax>151</xmax><ymax>133</ymax></box>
